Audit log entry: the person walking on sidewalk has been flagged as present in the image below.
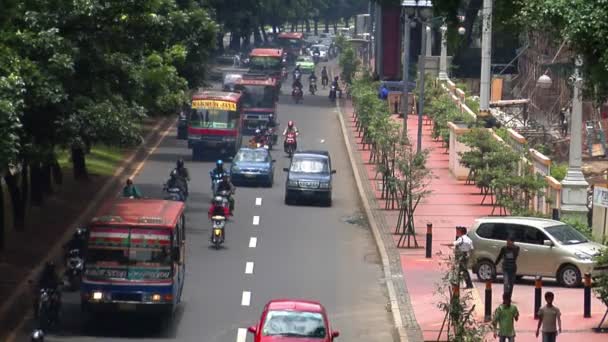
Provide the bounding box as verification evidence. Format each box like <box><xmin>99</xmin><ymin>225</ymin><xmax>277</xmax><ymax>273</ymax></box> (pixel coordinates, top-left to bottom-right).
<box><xmin>495</xmin><ymin>236</ymin><xmax>520</xmax><ymax>298</ymax></box>
<box><xmin>492</xmin><ymin>293</ymin><xmax>519</xmax><ymax>342</ymax></box>
<box><xmin>536</xmin><ymin>291</ymin><xmax>562</xmax><ymax>342</ymax></box>
<box><xmin>443</xmin><ymin>226</ymin><xmax>474</xmax><ymax>288</ymax></box>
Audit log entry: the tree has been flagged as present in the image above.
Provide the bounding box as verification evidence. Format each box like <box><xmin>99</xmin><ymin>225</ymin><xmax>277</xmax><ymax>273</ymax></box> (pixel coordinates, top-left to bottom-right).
<box><xmin>516</xmin><ymin>0</ymin><xmax>608</xmax><ymax>102</ymax></box>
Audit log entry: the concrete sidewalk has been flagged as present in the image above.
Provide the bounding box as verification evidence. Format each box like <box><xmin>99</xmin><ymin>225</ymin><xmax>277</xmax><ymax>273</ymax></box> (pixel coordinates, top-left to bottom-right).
<box><xmin>342</xmin><ymin>104</ymin><xmax>608</xmax><ymax>341</ymax></box>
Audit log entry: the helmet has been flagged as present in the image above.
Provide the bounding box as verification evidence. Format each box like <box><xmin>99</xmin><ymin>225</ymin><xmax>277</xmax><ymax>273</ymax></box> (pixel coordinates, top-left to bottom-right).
<box><xmin>177</xmin><ymin>159</ymin><xmax>184</xmax><ymax>168</ymax></box>
<box><xmin>31</xmin><ymin>329</ymin><xmax>44</xmax><ymax>342</ymax></box>
<box><xmin>213</xmin><ymin>196</ymin><xmax>223</xmax><ymax>205</ymax></box>
<box><xmin>45</xmin><ymin>261</ymin><xmax>55</xmax><ymax>270</ymax></box>
<box><xmin>255</xmin><ymin>128</ymin><xmax>261</xmax><ymax>135</ymax></box>
<box><xmin>288</xmin><ymin>121</ymin><xmax>294</xmax><ymax>128</ymax></box>
<box><xmin>170</xmin><ymin>169</ymin><xmax>178</xmax><ymax>179</ymax></box>
<box><xmin>74</xmin><ymin>227</ymin><xmax>86</xmax><ymax>239</ymax></box>
<box><xmin>334</xmin><ymin>76</ymin><xmax>339</xmax><ymax>81</ymax></box>
<box><xmin>216</xmin><ymin>160</ymin><xmax>223</xmax><ymax>168</ymax></box>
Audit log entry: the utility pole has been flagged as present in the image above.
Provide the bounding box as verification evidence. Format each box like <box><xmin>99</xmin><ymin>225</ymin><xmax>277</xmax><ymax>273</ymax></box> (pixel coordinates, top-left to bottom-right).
<box><xmin>479</xmin><ymin>0</ymin><xmax>493</xmax><ymax>117</ymax></box>
<box><xmin>401</xmin><ymin>16</ymin><xmax>411</xmax><ymax>142</ymax></box>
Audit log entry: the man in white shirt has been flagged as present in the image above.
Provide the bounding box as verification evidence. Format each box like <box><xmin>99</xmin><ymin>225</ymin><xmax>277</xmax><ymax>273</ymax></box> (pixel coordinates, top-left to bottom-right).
<box><xmin>444</xmin><ymin>226</ymin><xmax>474</xmax><ymax>288</ymax></box>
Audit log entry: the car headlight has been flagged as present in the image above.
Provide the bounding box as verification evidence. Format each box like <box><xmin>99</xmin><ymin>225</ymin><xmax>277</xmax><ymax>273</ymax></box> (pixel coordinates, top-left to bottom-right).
<box><xmin>575</xmin><ymin>251</ymin><xmax>593</xmax><ymax>260</ymax></box>
<box><xmin>319</xmin><ymin>182</ymin><xmax>331</xmax><ymax>189</ymax></box>
<box><xmin>288</xmin><ymin>180</ymin><xmax>298</xmax><ymax>187</ymax></box>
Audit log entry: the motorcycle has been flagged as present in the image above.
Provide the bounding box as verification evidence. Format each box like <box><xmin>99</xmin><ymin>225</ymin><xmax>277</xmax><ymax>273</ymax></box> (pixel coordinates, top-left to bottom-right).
<box><xmin>284</xmin><ymin>131</ymin><xmax>297</xmax><ymax>157</ymax></box>
<box><xmin>292</xmin><ymin>87</ymin><xmax>303</xmax><ymax>104</ymax></box>
<box><xmin>64</xmin><ymin>249</ymin><xmax>83</xmax><ymax>291</ymax></box>
<box><xmin>209</xmin><ymin>171</ymin><xmax>226</xmax><ymax>196</ymax></box>
<box><xmin>163</xmin><ymin>183</ymin><xmax>186</xmax><ymax>202</ymax></box>
<box><xmin>36</xmin><ymin>288</ymin><xmax>60</xmax><ymax>331</ymax></box>
<box><xmin>309</xmin><ymin>78</ymin><xmax>317</xmax><ymax>95</ymax></box>
<box><xmin>210</xmin><ymin>215</ymin><xmax>226</xmax><ymax>249</ymax></box>
<box><xmin>329</xmin><ymin>85</ymin><xmax>342</xmax><ymax>102</ymax></box>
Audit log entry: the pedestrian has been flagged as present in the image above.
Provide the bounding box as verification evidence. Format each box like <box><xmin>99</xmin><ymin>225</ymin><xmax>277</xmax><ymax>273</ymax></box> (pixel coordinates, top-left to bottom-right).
<box><xmin>443</xmin><ymin>226</ymin><xmax>474</xmax><ymax>289</ymax></box>
<box><xmin>495</xmin><ymin>236</ymin><xmax>520</xmax><ymax>298</ymax></box>
<box><xmin>492</xmin><ymin>293</ymin><xmax>519</xmax><ymax>342</ymax></box>
<box><xmin>536</xmin><ymin>292</ymin><xmax>562</xmax><ymax>342</ymax></box>
<box><xmin>378</xmin><ymin>83</ymin><xmax>389</xmax><ymax>100</ymax></box>
<box><xmin>233</xmin><ymin>53</ymin><xmax>241</xmax><ymax>67</ymax></box>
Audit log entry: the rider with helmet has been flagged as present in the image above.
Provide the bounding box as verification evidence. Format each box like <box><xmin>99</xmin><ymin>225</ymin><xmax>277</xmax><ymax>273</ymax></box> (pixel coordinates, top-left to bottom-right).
<box><xmin>166</xmin><ymin>169</ymin><xmax>188</xmax><ymax>200</ymax></box>
<box><xmin>216</xmin><ymin>174</ymin><xmax>236</xmax><ymax>213</ymax></box>
<box><xmin>33</xmin><ymin>262</ymin><xmax>61</xmax><ymax>318</ymax></box>
<box><xmin>175</xmin><ymin>159</ymin><xmax>190</xmax><ymax>182</ymax></box>
<box><xmin>208</xmin><ymin>196</ymin><xmax>231</xmax><ymax>219</ymax></box>
<box><xmin>321</xmin><ymin>66</ymin><xmax>329</xmax><ymax>88</ymax></box>
<box><xmin>282</xmin><ymin>120</ymin><xmax>299</xmax><ymax>136</ymax></box>
<box><xmin>64</xmin><ymin>228</ymin><xmax>86</xmax><ymax>255</ymax></box>
<box><xmin>210</xmin><ymin>160</ymin><xmax>226</xmax><ymax>180</ymax></box>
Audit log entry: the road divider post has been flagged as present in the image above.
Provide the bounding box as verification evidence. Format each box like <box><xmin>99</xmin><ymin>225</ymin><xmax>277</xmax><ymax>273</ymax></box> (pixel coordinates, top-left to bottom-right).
<box><xmin>534</xmin><ymin>276</ymin><xmax>542</xmax><ymax>319</ymax></box>
<box><xmin>425</xmin><ymin>223</ymin><xmax>432</xmax><ymax>258</ymax></box>
<box><xmin>484</xmin><ymin>280</ymin><xmax>492</xmax><ymax>322</ymax></box>
<box><xmin>584</xmin><ymin>273</ymin><xmax>592</xmax><ymax>318</ymax></box>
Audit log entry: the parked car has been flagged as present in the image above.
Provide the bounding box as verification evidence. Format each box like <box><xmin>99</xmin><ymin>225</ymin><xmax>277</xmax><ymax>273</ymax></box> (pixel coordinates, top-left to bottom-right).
<box><xmin>295</xmin><ymin>56</ymin><xmax>315</xmax><ymax>74</ymax></box>
<box><xmin>468</xmin><ymin>216</ymin><xmax>606</xmax><ymax>287</ymax></box>
<box><xmin>230</xmin><ymin>148</ymin><xmax>275</xmax><ymax>187</ymax></box>
<box><xmin>248</xmin><ymin>299</ymin><xmax>340</xmax><ymax>342</ymax></box>
<box><xmin>284</xmin><ymin>151</ymin><xmax>335</xmax><ymax>206</ymax></box>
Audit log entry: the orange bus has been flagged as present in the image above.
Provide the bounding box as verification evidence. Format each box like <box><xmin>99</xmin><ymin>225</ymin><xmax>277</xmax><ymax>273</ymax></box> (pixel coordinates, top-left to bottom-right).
<box><xmin>234</xmin><ymin>75</ymin><xmax>279</xmax><ymax>132</ymax></box>
<box><xmin>276</xmin><ymin>32</ymin><xmax>304</xmax><ymax>63</ymax></box>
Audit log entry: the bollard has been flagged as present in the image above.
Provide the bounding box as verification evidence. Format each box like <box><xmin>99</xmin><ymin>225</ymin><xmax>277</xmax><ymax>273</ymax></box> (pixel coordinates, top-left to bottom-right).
<box><xmin>425</xmin><ymin>223</ymin><xmax>433</xmax><ymax>258</ymax></box>
<box><xmin>584</xmin><ymin>273</ymin><xmax>592</xmax><ymax>318</ymax></box>
<box><xmin>552</xmin><ymin>208</ymin><xmax>560</xmax><ymax>220</ymax></box>
<box><xmin>484</xmin><ymin>280</ymin><xmax>492</xmax><ymax>322</ymax></box>
<box><xmin>534</xmin><ymin>276</ymin><xmax>542</xmax><ymax>320</ymax></box>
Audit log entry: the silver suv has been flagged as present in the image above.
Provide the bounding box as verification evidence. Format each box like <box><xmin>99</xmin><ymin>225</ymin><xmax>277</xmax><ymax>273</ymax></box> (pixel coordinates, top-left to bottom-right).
<box><xmin>468</xmin><ymin>217</ymin><xmax>606</xmax><ymax>287</ymax></box>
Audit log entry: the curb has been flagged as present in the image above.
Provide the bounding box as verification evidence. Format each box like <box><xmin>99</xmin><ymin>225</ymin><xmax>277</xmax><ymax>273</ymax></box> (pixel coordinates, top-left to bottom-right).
<box><xmin>0</xmin><ymin>116</ymin><xmax>176</xmax><ymax>341</ymax></box>
<box><xmin>335</xmin><ymin>100</ymin><xmax>422</xmax><ymax>342</ymax></box>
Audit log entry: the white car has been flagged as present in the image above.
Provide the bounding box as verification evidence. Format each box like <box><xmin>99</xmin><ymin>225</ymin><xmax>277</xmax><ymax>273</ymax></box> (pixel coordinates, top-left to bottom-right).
<box><xmin>309</xmin><ymin>44</ymin><xmax>329</xmax><ymax>61</ymax></box>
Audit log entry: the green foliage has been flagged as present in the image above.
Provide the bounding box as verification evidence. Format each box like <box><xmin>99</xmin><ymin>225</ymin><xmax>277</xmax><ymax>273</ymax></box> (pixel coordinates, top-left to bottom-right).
<box><xmin>593</xmin><ymin>248</ymin><xmax>608</xmax><ymax>307</ymax></box>
<box><xmin>338</xmin><ymin>42</ymin><xmax>360</xmax><ymax>85</ymax></box>
<box><xmin>57</xmin><ymin>144</ymin><xmax>123</xmax><ymax>176</ymax></box>
<box><xmin>427</xmin><ymin>88</ymin><xmax>475</xmax><ymax>144</ymax></box>
<box><xmin>516</xmin><ymin>0</ymin><xmax>608</xmax><ymax>102</ymax></box>
<box><xmin>550</xmin><ymin>163</ymin><xmax>568</xmax><ymax>181</ymax></box>
<box><xmin>561</xmin><ymin>217</ymin><xmax>593</xmax><ymax>240</ymax></box>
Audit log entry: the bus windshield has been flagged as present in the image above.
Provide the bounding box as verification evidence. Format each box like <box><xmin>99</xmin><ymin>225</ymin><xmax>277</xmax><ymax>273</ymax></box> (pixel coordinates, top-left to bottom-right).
<box><xmin>190</xmin><ymin>108</ymin><xmax>238</xmax><ymax>129</ymax></box>
<box><xmin>249</xmin><ymin>56</ymin><xmax>282</xmax><ymax>70</ymax></box>
<box><xmin>234</xmin><ymin>85</ymin><xmax>276</xmax><ymax>108</ymax></box>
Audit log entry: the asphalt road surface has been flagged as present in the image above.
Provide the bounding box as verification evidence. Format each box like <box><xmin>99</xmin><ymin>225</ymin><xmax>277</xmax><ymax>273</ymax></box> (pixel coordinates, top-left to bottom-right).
<box><xmin>14</xmin><ymin>63</ymin><xmax>395</xmax><ymax>342</ymax></box>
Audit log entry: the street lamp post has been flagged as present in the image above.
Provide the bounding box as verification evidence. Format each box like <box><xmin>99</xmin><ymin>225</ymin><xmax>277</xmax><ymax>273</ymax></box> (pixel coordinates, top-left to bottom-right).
<box><xmin>438</xmin><ymin>24</ymin><xmax>448</xmax><ymax>80</ymax></box>
<box><xmin>479</xmin><ymin>0</ymin><xmax>493</xmax><ymax>117</ymax></box>
<box><xmin>400</xmin><ymin>14</ymin><xmax>412</xmax><ymax>142</ymax></box>
<box><xmin>416</xmin><ymin>25</ymin><xmax>428</xmax><ymax>153</ymax></box>
<box><xmin>425</xmin><ymin>25</ymin><xmax>432</xmax><ymax>57</ymax></box>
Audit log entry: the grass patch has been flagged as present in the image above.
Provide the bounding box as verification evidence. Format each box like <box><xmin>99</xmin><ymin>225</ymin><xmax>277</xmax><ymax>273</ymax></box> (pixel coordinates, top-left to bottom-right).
<box><xmin>57</xmin><ymin>145</ymin><xmax>125</xmax><ymax>176</ymax></box>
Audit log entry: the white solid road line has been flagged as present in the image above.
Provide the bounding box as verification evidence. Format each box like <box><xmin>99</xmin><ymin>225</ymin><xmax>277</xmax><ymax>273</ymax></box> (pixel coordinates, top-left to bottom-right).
<box><xmin>249</xmin><ymin>237</ymin><xmax>257</xmax><ymax>248</ymax></box>
<box><xmin>236</xmin><ymin>328</ymin><xmax>248</xmax><ymax>342</ymax></box>
<box><xmin>245</xmin><ymin>261</ymin><xmax>254</xmax><ymax>274</ymax></box>
<box><xmin>252</xmin><ymin>215</ymin><xmax>260</xmax><ymax>226</ymax></box>
<box><xmin>241</xmin><ymin>291</ymin><xmax>251</xmax><ymax>306</ymax></box>
<box><xmin>255</xmin><ymin>197</ymin><xmax>262</xmax><ymax>206</ymax></box>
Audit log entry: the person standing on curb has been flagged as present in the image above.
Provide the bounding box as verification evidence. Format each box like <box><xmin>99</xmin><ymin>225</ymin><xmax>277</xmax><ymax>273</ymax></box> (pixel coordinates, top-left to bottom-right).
<box><xmin>443</xmin><ymin>226</ymin><xmax>474</xmax><ymax>288</ymax></box>
<box><xmin>536</xmin><ymin>291</ymin><xmax>562</xmax><ymax>342</ymax></box>
<box><xmin>495</xmin><ymin>236</ymin><xmax>520</xmax><ymax>298</ymax></box>
<box><xmin>492</xmin><ymin>293</ymin><xmax>519</xmax><ymax>342</ymax></box>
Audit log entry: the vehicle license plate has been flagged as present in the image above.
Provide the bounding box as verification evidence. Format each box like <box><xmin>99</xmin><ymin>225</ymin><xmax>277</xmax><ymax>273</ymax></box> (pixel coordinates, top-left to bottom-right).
<box><xmin>118</xmin><ymin>303</ymin><xmax>136</xmax><ymax>311</ymax></box>
<box><xmin>244</xmin><ymin>173</ymin><xmax>255</xmax><ymax>178</ymax></box>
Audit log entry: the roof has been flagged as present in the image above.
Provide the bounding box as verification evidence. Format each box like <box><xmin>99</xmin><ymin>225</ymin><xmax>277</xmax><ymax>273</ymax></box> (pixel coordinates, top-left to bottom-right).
<box><xmin>250</xmin><ymin>48</ymin><xmax>283</xmax><ymax>57</ymax></box>
<box><xmin>90</xmin><ymin>199</ymin><xmax>185</xmax><ymax>229</ymax></box>
<box><xmin>473</xmin><ymin>216</ymin><xmax>562</xmax><ymax>229</ymax></box>
<box><xmin>192</xmin><ymin>91</ymin><xmax>241</xmax><ymax>102</ymax></box>
<box><xmin>266</xmin><ymin>299</ymin><xmax>324</xmax><ymax>313</ymax></box>
<box><xmin>277</xmin><ymin>32</ymin><xmax>304</xmax><ymax>39</ymax></box>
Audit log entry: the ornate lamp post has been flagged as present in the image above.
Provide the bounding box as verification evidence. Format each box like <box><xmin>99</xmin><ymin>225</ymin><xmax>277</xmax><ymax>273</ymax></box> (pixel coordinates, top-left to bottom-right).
<box><xmin>438</xmin><ymin>19</ymin><xmax>466</xmax><ymax>81</ymax></box>
<box><xmin>479</xmin><ymin>0</ymin><xmax>493</xmax><ymax>117</ymax></box>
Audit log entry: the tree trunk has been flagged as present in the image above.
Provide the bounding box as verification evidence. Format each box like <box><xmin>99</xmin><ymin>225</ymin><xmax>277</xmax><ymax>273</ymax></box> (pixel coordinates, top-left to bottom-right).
<box><xmin>272</xmin><ymin>25</ymin><xmax>278</xmax><ymax>34</ymax></box>
<box><xmin>260</xmin><ymin>24</ymin><xmax>268</xmax><ymax>42</ymax></box>
<box><xmin>253</xmin><ymin>29</ymin><xmax>262</xmax><ymax>47</ymax></box>
<box><xmin>19</xmin><ymin>163</ymin><xmax>29</xmax><ymax>229</ymax></box>
<box><xmin>216</xmin><ymin>32</ymin><xmax>225</xmax><ymax>54</ymax></box>
<box><xmin>344</xmin><ymin>17</ymin><xmax>350</xmax><ymax>27</ymax></box>
<box><xmin>241</xmin><ymin>32</ymin><xmax>250</xmax><ymax>51</ymax></box>
<box><xmin>41</xmin><ymin>161</ymin><xmax>53</xmax><ymax>194</ymax></box>
<box><xmin>4</xmin><ymin>173</ymin><xmax>23</xmax><ymax>231</ymax></box>
<box><xmin>229</xmin><ymin>31</ymin><xmax>241</xmax><ymax>51</ymax></box>
<box><xmin>30</xmin><ymin>163</ymin><xmax>43</xmax><ymax>206</ymax></box>
<box><xmin>0</xmin><ymin>180</ymin><xmax>4</xmax><ymax>250</ymax></box>
<box><xmin>71</xmin><ymin>146</ymin><xmax>88</xmax><ymax>180</ymax></box>
<box><xmin>314</xmin><ymin>19</ymin><xmax>318</xmax><ymax>36</ymax></box>
<box><xmin>290</xmin><ymin>23</ymin><xmax>295</xmax><ymax>32</ymax></box>
<box><xmin>51</xmin><ymin>158</ymin><xmax>63</xmax><ymax>185</ymax></box>
<box><xmin>305</xmin><ymin>20</ymin><xmax>310</xmax><ymax>33</ymax></box>
<box><xmin>324</xmin><ymin>18</ymin><xmax>329</xmax><ymax>33</ymax></box>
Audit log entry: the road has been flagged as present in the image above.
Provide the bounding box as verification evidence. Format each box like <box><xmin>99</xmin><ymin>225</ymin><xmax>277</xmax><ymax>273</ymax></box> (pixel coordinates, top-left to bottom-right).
<box><xmin>14</xmin><ymin>64</ymin><xmax>395</xmax><ymax>342</ymax></box>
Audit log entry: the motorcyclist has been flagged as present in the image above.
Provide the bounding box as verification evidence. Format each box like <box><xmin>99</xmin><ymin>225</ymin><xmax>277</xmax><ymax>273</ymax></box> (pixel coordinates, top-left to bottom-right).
<box><xmin>166</xmin><ymin>170</ymin><xmax>187</xmax><ymax>200</ymax></box>
<box><xmin>292</xmin><ymin>78</ymin><xmax>303</xmax><ymax>96</ymax></box>
<box><xmin>175</xmin><ymin>159</ymin><xmax>190</xmax><ymax>182</ymax></box>
<box><xmin>216</xmin><ymin>174</ymin><xmax>235</xmax><ymax>213</ymax></box>
<box><xmin>122</xmin><ymin>179</ymin><xmax>142</xmax><ymax>199</ymax></box>
<box><xmin>33</xmin><ymin>262</ymin><xmax>61</xmax><ymax>318</ymax></box>
<box><xmin>293</xmin><ymin>65</ymin><xmax>301</xmax><ymax>81</ymax></box>
<box><xmin>64</xmin><ymin>228</ymin><xmax>86</xmax><ymax>255</ymax></box>
<box><xmin>208</xmin><ymin>196</ymin><xmax>231</xmax><ymax>219</ymax></box>
<box><xmin>268</xmin><ymin>113</ymin><xmax>277</xmax><ymax>127</ymax></box>
<box><xmin>308</xmin><ymin>71</ymin><xmax>318</xmax><ymax>93</ymax></box>
<box><xmin>210</xmin><ymin>160</ymin><xmax>226</xmax><ymax>180</ymax></box>
<box><xmin>282</xmin><ymin>120</ymin><xmax>299</xmax><ymax>136</ymax></box>
<box><xmin>321</xmin><ymin>66</ymin><xmax>329</xmax><ymax>88</ymax></box>
<box><xmin>250</xmin><ymin>128</ymin><xmax>267</xmax><ymax>147</ymax></box>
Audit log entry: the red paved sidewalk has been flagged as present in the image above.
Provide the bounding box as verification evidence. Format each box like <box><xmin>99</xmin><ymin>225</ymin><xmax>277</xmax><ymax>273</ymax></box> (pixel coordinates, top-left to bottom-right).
<box><xmin>344</xmin><ymin>107</ymin><xmax>608</xmax><ymax>341</ymax></box>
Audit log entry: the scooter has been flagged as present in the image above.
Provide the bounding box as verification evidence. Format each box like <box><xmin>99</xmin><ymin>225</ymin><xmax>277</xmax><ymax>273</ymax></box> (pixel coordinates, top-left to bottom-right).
<box><xmin>210</xmin><ymin>215</ymin><xmax>226</xmax><ymax>249</ymax></box>
<box><xmin>284</xmin><ymin>131</ymin><xmax>297</xmax><ymax>158</ymax></box>
<box><xmin>292</xmin><ymin>87</ymin><xmax>303</xmax><ymax>104</ymax></box>
<box><xmin>64</xmin><ymin>249</ymin><xmax>83</xmax><ymax>291</ymax></box>
<box><xmin>35</xmin><ymin>287</ymin><xmax>61</xmax><ymax>331</ymax></box>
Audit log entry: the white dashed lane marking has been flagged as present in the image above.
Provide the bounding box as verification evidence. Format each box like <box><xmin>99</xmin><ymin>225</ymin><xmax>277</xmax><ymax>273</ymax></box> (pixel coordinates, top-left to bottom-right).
<box><xmin>236</xmin><ymin>328</ymin><xmax>247</xmax><ymax>342</ymax></box>
<box><xmin>252</xmin><ymin>215</ymin><xmax>260</xmax><ymax>226</ymax></box>
<box><xmin>255</xmin><ymin>197</ymin><xmax>262</xmax><ymax>206</ymax></box>
<box><xmin>245</xmin><ymin>261</ymin><xmax>254</xmax><ymax>274</ymax></box>
<box><xmin>241</xmin><ymin>291</ymin><xmax>251</xmax><ymax>306</ymax></box>
<box><xmin>249</xmin><ymin>237</ymin><xmax>257</xmax><ymax>248</ymax></box>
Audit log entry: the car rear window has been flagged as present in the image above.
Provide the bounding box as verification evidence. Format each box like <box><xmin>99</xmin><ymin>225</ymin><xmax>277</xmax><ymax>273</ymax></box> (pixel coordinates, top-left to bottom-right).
<box><xmin>290</xmin><ymin>158</ymin><xmax>328</xmax><ymax>173</ymax></box>
<box><xmin>262</xmin><ymin>310</ymin><xmax>326</xmax><ymax>338</ymax></box>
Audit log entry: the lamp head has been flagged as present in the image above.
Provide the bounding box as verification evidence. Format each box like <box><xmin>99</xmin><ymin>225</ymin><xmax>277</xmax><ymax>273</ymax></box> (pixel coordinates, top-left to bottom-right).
<box><xmin>458</xmin><ymin>26</ymin><xmax>466</xmax><ymax>35</ymax></box>
<box><xmin>537</xmin><ymin>74</ymin><xmax>553</xmax><ymax>89</ymax></box>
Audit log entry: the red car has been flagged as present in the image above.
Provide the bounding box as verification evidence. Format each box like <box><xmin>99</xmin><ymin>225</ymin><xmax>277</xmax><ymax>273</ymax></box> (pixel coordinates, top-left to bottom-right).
<box><xmin>248</xmin><ymin>299</ymin><xmax>340</xmax><ymax>341</ymax></box>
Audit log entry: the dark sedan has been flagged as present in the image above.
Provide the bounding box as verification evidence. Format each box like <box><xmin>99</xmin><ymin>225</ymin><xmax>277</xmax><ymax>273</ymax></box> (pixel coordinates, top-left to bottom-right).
<box><xmin>283</xmin><ymin>151</ymin><xmax>336</xmax><ymax>206</ymax></box>
<box><xmin>230</xmin><ymin>148</ymin><xmax>275</xmax><ymax>187</ymax></box>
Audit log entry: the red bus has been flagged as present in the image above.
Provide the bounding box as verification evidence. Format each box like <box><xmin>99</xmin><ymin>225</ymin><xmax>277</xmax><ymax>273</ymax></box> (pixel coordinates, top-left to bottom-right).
<box><xmin>81</xmin><ymin>199</ymin><xmax>186</xmax><ymax>316</ymax></box>
<box><xmin>234</xmin><ymin>75</ymin><xmax>279</xmax><ymax>132</ymax></box>
<box><xmin>248</xmin><ymin>48</ymin><xmax>284</xmax><ymax>82</ymax></box>
<box><xmin>276</xmin><ymin>32</ymin><xmax>304</xmax><ymax>63</ymax></box>
<box><xmin>188</xmin><ymin>91</ymin><xmax>243</xmax><ymax>159</ymax></box>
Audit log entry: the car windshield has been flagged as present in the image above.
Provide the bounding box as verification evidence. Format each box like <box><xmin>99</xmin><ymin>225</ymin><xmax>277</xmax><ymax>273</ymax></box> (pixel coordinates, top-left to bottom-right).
<box><xmin>250</xmin><ymin>56</ymin><xmax>282</xmax><ymax>70</ymax></box>
<box><xmin>234</xmin><ymin>150</ymin><xmax>269</xmax><ymax>163</ymax></box>
<box><xmin>262</xmin><ymin>310</ymin><xmax>326</xmax><ymax>338</ymax></box>
<box><xmin>544</xmin><ymin>224</ymin><xmax>588</xmax><ymax>245</ymax></box>
<box><xmin>290</xmin><ymin>157</ymin><xmax>328</xmax><ymax>173</ymax></box>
